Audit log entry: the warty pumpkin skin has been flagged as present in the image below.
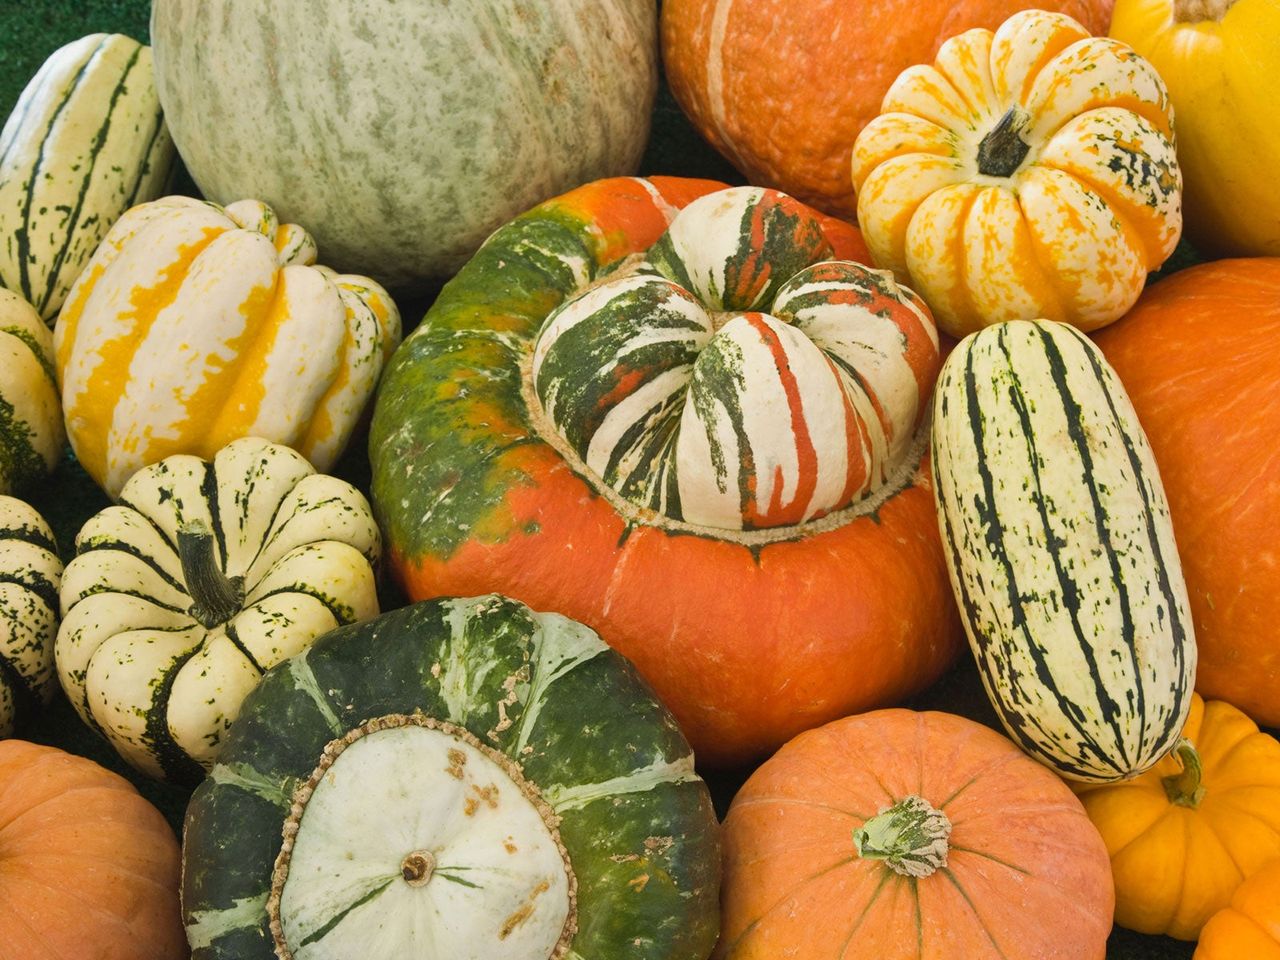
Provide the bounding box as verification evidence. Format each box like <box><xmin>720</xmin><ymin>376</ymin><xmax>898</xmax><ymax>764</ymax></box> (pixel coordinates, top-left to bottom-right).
<box><xmin>1073</xmin><ymin>694</ymin><xmax>1280</xmax><ymax>939</ymax></box>
<box><xmin>1110</xmin><ymin>0</ymin><xmax>1280</xmax><ymax>256</ymax></box>
<box><xmin>660</xmin><ymin>0</ymin><xmax>1112</xmax><ymax>219</ymax></box>
<box><xmin>1195</xmin><ymin>858</ymin><xmax>1280</xmax><ymax>960</ymax></box>
<box><xmin>0</xmin><ymin>289</ymin><xmax>63</xmax><ymax>495</ymax></box>
<box><xmin>55</xmin><ymin>437</ymin><xmax>381</xmax><ymax>783</ymax></box>
<box><xmin>52</xmin><ymin>195</ymin><xmax>401</xmax><ymax>498</ymax></box>
<box><xmin>1092</xmin><ymin>258</ymin><xmax>1280</xmax><ymax>727</ymax></box>
<box><xmin>852</xmin><ymin>9</ymin><xmax>1182</xmax><ymax>337</ymax></box>
<box><xmin>0</xmin><ymin>496</ymin><xmax>61</xmax><ymax>737</ymax></box>
<box><xmin>717</xmin><ymin>709</ymin><xmax>1114</xmax><ymax>959</ymax></box>
<box><xmin>0</xmin><ymin>739</ymin><xmax>186</xmax><ymax>960</ymax></box>
<box><xmin>369</xmin><ymin>175</ymin><xmax>964</xmax><ymax>768</ymax></box>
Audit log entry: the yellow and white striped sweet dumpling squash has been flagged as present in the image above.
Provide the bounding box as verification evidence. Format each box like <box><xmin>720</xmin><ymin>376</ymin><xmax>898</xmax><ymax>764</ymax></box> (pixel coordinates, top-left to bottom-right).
<box><xmin>0</xmin><ymin>289</ymin><xmax>64</xmax><ymax>495</ymax></box>
<box><xmin>852</xmin><ymin>9</ymin><xmax>1182</xmax><ymax>338</ymax></box>
<box><xmin>55</xmin><ymin>437</ymin><xmax>381</xmax><ymax>783</ymax></box>
<box><xmin>52</xmin><ymin>196</ymin><xmax>401</xmax><ymax>498</ymax></box>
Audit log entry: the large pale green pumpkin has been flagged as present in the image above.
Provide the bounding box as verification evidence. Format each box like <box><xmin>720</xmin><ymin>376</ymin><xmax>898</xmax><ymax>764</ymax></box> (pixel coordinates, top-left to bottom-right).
<box><xmin>149</xmin><ymin>0</ymin><xmax>657</xmax><ymax>290</ymax></box>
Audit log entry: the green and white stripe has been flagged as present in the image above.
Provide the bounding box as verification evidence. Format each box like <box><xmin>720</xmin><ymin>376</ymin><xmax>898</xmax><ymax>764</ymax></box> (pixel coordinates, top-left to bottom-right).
<box><xmin>181</xmin><ymin>595</ymin><xmax>721</xmax><ymax>960</ymax></box>
<box><xmin>931</xmin><ymin>319</ymin><xmax>1195</xmax><ymax>782</ymax></box>
<box><xmin>0</xmin><ymin>496</ymin><xmax>62</xmax><ymax>737</ymax></box>
<box><xmin>0</xmin><ymin>33</ymin><xmax>173</xmax><ymax>321</ymax></box>
<box><xmin>0</xmin><ymin>289</ymin><xmax>63</xmax><ymax>495</ymax></box>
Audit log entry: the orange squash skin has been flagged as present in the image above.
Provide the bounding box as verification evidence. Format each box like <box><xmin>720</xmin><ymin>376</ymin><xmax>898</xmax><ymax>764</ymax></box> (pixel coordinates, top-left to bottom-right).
<box><xmin>373</xmin><ymin>175</ymin><xmax>963</xmax><ymax>767</ymax></box>
<box><xmin>0</xmin><ymin>740</ymin><xmax>185</xmax><ymax>960</ymax></box>
<box><xmin>1195</xmin><ymin>859</ymin><xmax>1280</xmax><ymax>960</ymax></box>
<box><xmin>1092</xmin><ymin>259</ymin><xmax>1280</xmax><ymax>726</ymax></box>
<box><xmin>717</xmin><ymin>709</ymin><xmax>1115</xmax><ymax>959</ymax></box>
<box><xmin>660</xmin><ymin>0</ymin><xmax>1114</xmax><ymax>218</ymax></box>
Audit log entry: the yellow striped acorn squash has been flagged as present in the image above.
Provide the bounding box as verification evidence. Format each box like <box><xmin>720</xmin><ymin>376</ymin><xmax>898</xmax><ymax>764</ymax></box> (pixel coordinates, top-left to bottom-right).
<box><xmin>52</xmin><ymin>195</ymin><xmax>401</xmax><ymax>498</ymax></box>
<box><xmin>0</xmin><ymin>33</ymin><xmax>174</xmax><ymax>322</ymax></box>
<box><xmin>0</xmin><ymin>288</ymin><xmax>63</xmax><ymax>495</ymax></box>
<box><xmin>852</xmin><ymin>9</ymin><xmax>1183</xmax><ymax>337</ymax></box>
<box><xmin>55</xmin><ymin>437</ymin><xmax>381</xmax><ymax>783</ymax></box>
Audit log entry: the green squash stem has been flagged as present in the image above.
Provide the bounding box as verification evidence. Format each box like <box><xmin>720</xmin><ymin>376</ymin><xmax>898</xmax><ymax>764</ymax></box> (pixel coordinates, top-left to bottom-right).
<box><xmin>853</xmin><ymin>795</ymin><xmax>952</xmax><ymax>878</ymax></box>
<box><xmin>976</xmin><ymin>107</ymin><xmax>1032</xmax><ymax>179</ymax></box>
<box><xmin>1162</xmin><ymin>738</ymin><xmax>1206</xmax><ymax>808</ymax></box>
<box><xmin>177</xmin><ymin>521</ymin><xmax>244</xmax><ymax>628</ymax></box>
<box><xmin>1173</xmin><ymin>0</ymin><xmax>1239</xmax><ymax>22</ymax></box>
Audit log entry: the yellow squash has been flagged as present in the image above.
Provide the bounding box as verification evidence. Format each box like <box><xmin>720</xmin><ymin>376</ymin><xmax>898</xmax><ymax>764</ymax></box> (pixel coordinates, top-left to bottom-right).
<box><xmin>852</xmin><ymin>9</ymin><xmax>1182</xmax><ymax>337</ymax></box>
<box><xmin>1073</xmin><ymin>694</ymin><xmax>1280</xmax><ymax>940</ymax></box>
<box><xmin>52</xmin><ymin>196</ymin><xmax>401</xmax><ymax>497</ymax></box>
<box><xmin>1111</xmin><ymin>0</ymin><xmax>1280</xmax><ymax>256</ymax></box>
<box><xmin>1195</xmin><ymin>858</ymin><xmax>1280</xmax><ymax>959</ymax></box>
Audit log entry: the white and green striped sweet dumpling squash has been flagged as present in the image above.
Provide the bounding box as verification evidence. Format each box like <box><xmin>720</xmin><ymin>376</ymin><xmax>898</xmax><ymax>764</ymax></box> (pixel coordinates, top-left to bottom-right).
<box><xmin>181</xmin><ymin>595</ymin><xmax>720</xmax><ymax>960</ymax></box>
<box><xmin>0</xmin><ymin>289</ymin><xmax>63</xmax><ymax>495</ymax></box>
<box><xmin>931</xmin><ymin>319</ymin><xmax>1196</xmax><ymax>783</ymax></box>
<box><xmin>0</xmin><ymin>33</ymin><xmax>173</xmax><ymax>322</ymax></box>
<box><xmin>55</xmin><ymin>436</ymin><xmax>380</xmax><ymax>783</ymax></box>
<box><xmin>0</xmin><ymin>496</ymin><xmax>62</xmax><ymax>738</ymax></box>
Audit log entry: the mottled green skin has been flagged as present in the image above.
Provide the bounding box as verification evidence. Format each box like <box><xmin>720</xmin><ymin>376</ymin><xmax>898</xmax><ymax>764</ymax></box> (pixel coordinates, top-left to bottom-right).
<box><xmin>370</xmin><ymin>205</ymin><xmax>600</xmax><ymax>561</ymax></box>
<box><xmin>149</xmin><ymin>0</ymin><xmax>657</xmax><ymax>291</ymax></box>
<box><xmin>181</xmin><ymin>595</ymin><xmax>720</xmax><ymax>960</ymax></box>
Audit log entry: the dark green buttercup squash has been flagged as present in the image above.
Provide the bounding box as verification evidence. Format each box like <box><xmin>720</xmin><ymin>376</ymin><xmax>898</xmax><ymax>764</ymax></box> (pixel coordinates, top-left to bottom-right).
<box><xmin>180</xmin><ymin>595</ymin><xmax>720</xmax><ymax>960</ymax></box>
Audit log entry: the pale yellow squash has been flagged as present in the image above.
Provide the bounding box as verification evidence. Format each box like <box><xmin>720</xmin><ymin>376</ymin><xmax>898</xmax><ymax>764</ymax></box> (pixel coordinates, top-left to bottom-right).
<box><xmin>852</xmin><ymin>10</ymin><xmax>1182</xmax><ymax>337</ymax></box>
<box><xmin>52</xmin><ymin>196</ymin><xmax>401</xmax><ymax>497</ymax></box>
<box><xmin>1110</xmin><ymin>0</ymin><xmax>1280</xmax><ymax>256</ymax></box>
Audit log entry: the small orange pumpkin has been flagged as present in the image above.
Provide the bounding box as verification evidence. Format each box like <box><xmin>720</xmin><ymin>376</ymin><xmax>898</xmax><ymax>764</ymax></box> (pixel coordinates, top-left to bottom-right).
<box><xmin>1195</xmin><ymin>858</ymin><xmax>1280</xmax><ymax>960</ymax></box>
<box><xmin>0</xmin><ymin>740</ymin><xmax>186</xmax><ymax>960</ymax></box>
<box><xmin>1073</xmin><ymin>693</ymin><xmax>1280</xmax><ymax>939</ymax></box>
<box><xmin>718</xmin><ymin>709</ymin><xmax>1114</xmax><ymax>959</ymax></box>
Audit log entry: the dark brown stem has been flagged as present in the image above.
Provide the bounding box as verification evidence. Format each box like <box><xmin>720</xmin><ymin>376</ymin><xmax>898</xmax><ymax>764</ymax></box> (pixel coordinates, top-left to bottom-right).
<box><xmin>977</xmin><ymin>107</ymin><xmax>1031</xmax><ymax>178</ymax></box>
<box><xmin>177</xmin><ymin>521</ymin><xmax>244</xmax><ymax>628</ymax></box>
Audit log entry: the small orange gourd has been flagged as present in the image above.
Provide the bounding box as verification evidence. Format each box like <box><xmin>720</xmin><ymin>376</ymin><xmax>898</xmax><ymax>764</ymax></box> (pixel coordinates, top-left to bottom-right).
<box><xmin>1195</xmin><ymin>858</ymin><xmax>1280</xmax><ymax>960</ymax></box>
<box><xmin>0</xmin><ymin>740</ymin><xmax>186</xmax><ymax>960</ymax></box>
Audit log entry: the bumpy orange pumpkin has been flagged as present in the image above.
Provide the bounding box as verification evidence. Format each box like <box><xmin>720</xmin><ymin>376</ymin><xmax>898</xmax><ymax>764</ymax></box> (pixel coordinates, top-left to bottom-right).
<box><xmin>718</xmin><ymin>709</ymin><xmax>1114</xmax><ymax>959</ymax></box>
<box><xmin>1195</xmin><ymin>858</ymin><xmax>1280</xmax><ymax>960</ymax></box>
<box><xmin>0</xmin><ymin>740</ymin><xmax>186</xmax><ymax>960</ymax></box>
<box><xmin>1073</xmin><ymin>693</ymin><xmax>1280</xmax><ymax>939</ymax></box>
<box><xmin>1093</xmin><ymin>259</ymin><xmax>1280</xmax><ymax>726</ymax></box>
<box><xmin>661</xmin><ymin>0</ymin><xmax>1113</xmax><ymax>218</ymax></box>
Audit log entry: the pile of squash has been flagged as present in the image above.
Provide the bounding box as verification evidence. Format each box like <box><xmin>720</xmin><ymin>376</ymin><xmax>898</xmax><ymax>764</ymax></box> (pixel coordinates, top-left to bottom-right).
<box><xmin>0</xmin><ymin>1</ymin><xmax>1278</xmax><ymax>958</ymax></box>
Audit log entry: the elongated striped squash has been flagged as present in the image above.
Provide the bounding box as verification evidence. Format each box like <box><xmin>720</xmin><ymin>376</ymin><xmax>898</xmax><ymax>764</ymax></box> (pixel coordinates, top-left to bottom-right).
<box><xmin>180</xmin><ymin>595</ymin><xmax>720</xmax><ymax>959</ymax></box>
<box><xmin>52</xmin><ymin>195</ymin><xmax>401</xmax><ymax>497</ymax></box>
<box><xmin>0</xmin><ymin>289</ymin><xmax>63</xmax><ymax>494</ymax></box>
<box><xmin>55</xmin><ymin>437</ymin><xmax>380</xmax><ymax>782</ymax></box>
<box><xmin>931</xmin><ymin>319</ymin><xmax>1196</xmax><ymax>782</ymax></box>
<box><xmin>0</xmin><ymin>497</ymin><xmax>62</xmax><ymax>738</ymax></box>
<box><xmin>0</xmin><ymin>34</ymin><xmax>174</xmax><ymax>322</ymax></box>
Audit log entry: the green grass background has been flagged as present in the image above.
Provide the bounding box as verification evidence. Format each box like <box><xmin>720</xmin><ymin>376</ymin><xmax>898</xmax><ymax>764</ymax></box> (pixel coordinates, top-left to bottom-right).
<box><xmin>0</xmin><ymin>4</ymin><xmax>1227</xmax><ymax>958</ymax></box>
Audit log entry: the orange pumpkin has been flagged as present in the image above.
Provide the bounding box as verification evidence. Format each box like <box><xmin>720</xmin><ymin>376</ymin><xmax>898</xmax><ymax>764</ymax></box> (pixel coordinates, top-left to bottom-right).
<box><xmin>660</xmin><ymin>0</ymin><xmax>1114</xmax><ymax>218</ymax></box>
<box><xmin>0</xmin><ymin>740</ymin><xmax>186</xmax><ymax>960</ymax></box>
<box><xmin>718</xmin><ymin>709</ymin><xmax>1114</xmax><ymax>959</ymax></box>
<box><xmin>1093</xmin><ymin>259</ymin><xmax>1280</xmax><ymax>726</ymax></box>
<box><xmin>1195</xmin><ymin>858</ymin><xmax>1280</xmax><ymax>960</ymax></box>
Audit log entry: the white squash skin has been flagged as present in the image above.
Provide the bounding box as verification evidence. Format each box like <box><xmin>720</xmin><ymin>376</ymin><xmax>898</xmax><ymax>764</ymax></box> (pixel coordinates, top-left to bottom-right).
<box><xmin>0</xmin><ymin>290</ymin><xmax>64</xmax><ymax>496</ymax></box>
<box><xmin>149</xmin><ymin>0</ymin><xmax>658</xmax><ymax>287</ymax></box>
<box><xmin>55</xmin><ymin>437</ymin><xmax>381</xmax><ymax>779</ymax></box>
<box><xmin>0</xmin><ymin>34</ymin><xmax>174</xmax><ymax>321</ymax></box>
<box><xmin>0</xmin><ymin>497</ymin><xmax>62</xmax><ymax>738</ymax></box>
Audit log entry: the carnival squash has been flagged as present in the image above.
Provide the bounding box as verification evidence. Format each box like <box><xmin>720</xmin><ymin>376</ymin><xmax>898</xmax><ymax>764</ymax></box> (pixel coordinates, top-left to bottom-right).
<box><xmin>180</xmin><ymin>595</ymin><xmax>720</xmax><ymax>960</ymax></box>
<box><xmin>0</xmin><ymin>739</ymin><xmax>186</xmax><ymax>960</ymax></box>
<box><xmin>56</xmin><ymin>437</ymin><xmax>380</xmax><ymax>782</ymax></box>
<box><xmin>1195</xmin><ymin>858</ymin><xmax>1280</xmax><ymax>960</ymax></box>
<box><xmin>661</xmin><ymin>0</ymin><xmax>1112</xmax><ymax>218</ymax></box>
<box><xmin>369</xmin><ymin>176</ymin><xmax>963</xmax><ymax>767</ymax></box>
<box><xmin>150</xmin><ymin>0</ymin><xmax>658</xmax><ymax>287</ymax></box>
<box><xmin>52</xmin><ymin>195</ymin><xmax>400</xmax><ymax>498</ymax></box>
<box><xmin>0</xmin><ymin>496</ymin><xmax>61</xmax><ymax>737</ymax></box>
<box><xmin>852</xmin><ymin>9</ymin><xmax>1182</xmax><ymax>336</ymax></box>
<box><xmin>0</xmin><ymin>289</ymin><xmax>62</xmax><ymax>494</ymax></box>
<box><xmin>1074</xmin><ymin>693</ymin><xmax>1280</xmax><ymax>939</ymax></box>
<box><xmin>1093</xmin><ymin>258</ymin><xmax>1280</xmax><ymax>727</ymax></box>
<box><xmin>717</xmin><ymin>708</ymin><xmax>1114</xmax><ymax>959</ymax></box>
<box><xmin>1110</xmin><ymin>0</ymin><xmax>1280</xmax><ymax>256</ymax></box>
<box><xmin>932</xmin><ymin>319</ymin><xmax>1195</xmax><ymax>780</ymax></box>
